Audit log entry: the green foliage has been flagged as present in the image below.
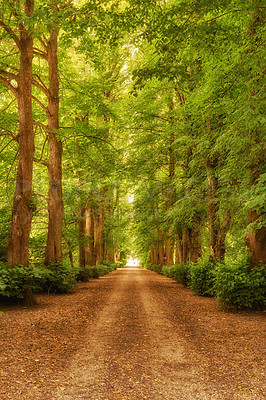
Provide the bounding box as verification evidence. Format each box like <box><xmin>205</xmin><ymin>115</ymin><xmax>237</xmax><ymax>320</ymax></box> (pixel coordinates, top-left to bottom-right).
<box><xmin>215</xmin><ymin>260</ymin><xmax>266</xmax><ymax>310</ymax></box>
<box><xmin>189</xmin><ymin>261</ymin><xmax>216</xmax><ymax>297</ymax></box>
<box><xmin>162</xmin><ymin>264</ymin><xmax>191</xmax><ymax>287</ymax></box>
<box><xmin>35</xmin><ymin>261</ymin><xmax>78</xmax><ymax>294</ymax></box>
<box><xmin>0</xmin><ymin>207</ymin><xmax>10</xmax><ymax>262</ymax></box>
<box><xmin>77</xmin><ymin>262</ymin><xmax>119</xmax><ymax>282</ymax></box>
<box><xmin>0</xmin><ymin>263</ymin><xmax>40</xmax><ymax>300</ymax></box>
<box><xmin>77</xmin><ymin>266</ymin><xmax>99</xmax><ymax>281</ymax></box>
<box><xmin>0</xmin><ymin>261</ymin><xmax>78</xmax><ymax>299</ymax></box>
<box><xmin>144</xmin><ymin>263</ymin><xmax>163</xmax><ymax>274</ymax></box>
<box><xmin>96</xmin><ymin>262</ymin><xmax>119</xmax><ymax>277</ymax></box>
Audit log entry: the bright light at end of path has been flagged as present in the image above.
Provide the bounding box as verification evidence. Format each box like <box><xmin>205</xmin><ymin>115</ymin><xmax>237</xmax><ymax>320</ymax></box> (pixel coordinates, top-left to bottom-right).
<box><xmin>127</xmin><ymin>194</ymin><xmax>134</xmax><ymax>203</ymax></box>
<box><xmin>126</xmin><ymin>257</ymin><xmax>139</xmax><ymax>266</ymax></box>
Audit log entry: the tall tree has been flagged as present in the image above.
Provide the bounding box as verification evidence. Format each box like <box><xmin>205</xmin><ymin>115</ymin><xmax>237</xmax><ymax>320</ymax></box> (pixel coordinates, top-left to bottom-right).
<box><xmin>0</xmin><ymin>0</ymin><xmax>35</xmax><ymax>269</ymax></box>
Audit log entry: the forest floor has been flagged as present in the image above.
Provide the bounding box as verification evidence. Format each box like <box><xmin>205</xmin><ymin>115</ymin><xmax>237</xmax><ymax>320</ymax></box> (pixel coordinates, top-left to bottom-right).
<box><xmin>0</xmin><ymin>266</ymin><xmax>265</xmax><ymax>400</ymax></box>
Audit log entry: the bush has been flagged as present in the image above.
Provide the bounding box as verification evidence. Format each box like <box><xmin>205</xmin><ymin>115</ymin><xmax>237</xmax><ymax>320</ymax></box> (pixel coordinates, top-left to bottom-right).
<box><xmin>77</xmin><ymin>266</ymin><xmax>99</xmax><ymax>281</ymax></box>
<box><xmin>162</xmin><ymin>265</ymin><xmax>177</xmax><ymax>279</ymax></box>
<box><xmin>174</xmin><ymin>264</ymin><xmax>191</xmax><ymax>286</ymax></box>
<box><xmin>190</xmin><ymin>260</ymin><xmax>216</xmax><ymax>297</ymax></box>
<box><xmin>97</xmin><ymin>263</ymin><xmax>118</xmax><ymax>276</ymax></box>
<box><xmin>144</xmin><ymin>264</ymin><xmax>163</xmax><ymax>274</ymax></box>
<box><xmin>215</xmin><ymin>260</ymin><xmax>266</xmax><ymax>310</ymax></box>
<box><xmin>77</xmin><ymin>262</ymin><xmax>119</xmax><ymax>282</ymax></box>
<box><xmin>0</xmin><ymin>263</ymin><xmax>42</xmax><ymax>300</ymax></box>
<box><xmin>34</xmin><ymin>261</ymin><xmax>78</xmax><ymax>294</ymax></box>
<box><xmin>162</xmin><ymin>264</ymin><xmax>191</xmax><ymax>286</ymax></box>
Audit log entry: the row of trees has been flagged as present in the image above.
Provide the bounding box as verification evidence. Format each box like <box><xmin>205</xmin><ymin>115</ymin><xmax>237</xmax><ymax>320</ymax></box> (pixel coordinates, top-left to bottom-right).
<box><xmin>0</xmin><ymin>0</ymin><xmax>265</xmax><ymax>305</ymax></box>
<box><xmin>127</xmin><ymin>0</ymin><xmax>265</xmax><ymax>268</ymax></box>
<box><xmin>0</xmin><ymin>0</ymin><xmax>130</xmax><ymax>282</ymax></box>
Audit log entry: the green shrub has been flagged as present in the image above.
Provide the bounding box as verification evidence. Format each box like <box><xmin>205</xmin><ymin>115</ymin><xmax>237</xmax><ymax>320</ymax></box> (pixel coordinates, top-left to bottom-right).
<box><xmin>77</xmin><ymin>262</ymin><xmax>119</xmax><ymax>282</ymax></box>
<box><xmin>77</xmin><ymin>266</ymin><xmax>99</xmax><ymax>281</ymax></box>
<box><xmin>173</xmin><ymin>263</ymin><xmax>191</xmax><ymax>286</ymax></box>
<box><xmin>97</xmin><ymin>263</ymin><xmax>117</xmax><ymax>276</ymax></box>
<box><xmin>190</xmin><ymin>260</ymin><xmax>216</xmax><ymax>297</ymax></box>
<box><xmin>162</xmin><ymin>265</ymin><xmax>175</xmax><ymax>279</ymax></box>
<box><xmin>162</xmin><ymin>264</ymin><xmax>191</xmax><ymax>286</ymax></box>
<box><xmin>0</xmin><ymin>263</ymin><xmax>40</xmax><ymax>299</ymax></box>
<box><xmin>34</xmin><ymin>261</ymin><xmax>78</xmax><ymax>294</ymax></box>
<box><xmin>144</xmin><ymin>264</ymin><xmax>163</xmax><ymax>274</ymax></box>
<box><xmin>215</xmin><ymin>260</ymin><xmax>266</xmax><ymax>310</ymax></box>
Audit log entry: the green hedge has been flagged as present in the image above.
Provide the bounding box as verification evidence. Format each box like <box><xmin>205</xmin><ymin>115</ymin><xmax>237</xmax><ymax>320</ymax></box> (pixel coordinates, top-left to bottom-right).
<box><xmin>162</xmin><ymin>264</ymin><xmax>191</xmax><ymax>286</ymax></box>
<box><xmin>34</xmin><ymin>261</ymin><xmax>78</xmax><ymax>294</ymax></box>
<box><xmin>189</xmin><ymin>260</ymin><xmax>216</xmax><ymax>297</ymax></box>
<box><xmin>0</xmin><ymin>263</ymin><xmax>38</xmax><ymax>299</ymax></box>
<box><xmin>144</xmin><ymin>263</ymin><xmax>163</xmax><ymax>274</ymax></box>
<box><xmin>77</xmin><ymin>262</ymin><xmax>119</xmax><ymax>282</ymax></box>
<box><xmin>215</xmin><ymin>260</ymin><xmax>266</xmax><ymax>310</ymax></box>
<box><xmin>144</xmin><ymin>260</ymin><xmax>265</xmax><ymax>310</ymax></box>
<box><xmin>0</xmin><ymin>261</ymin><xmax>78</xmax><ymax>298</ymax></box>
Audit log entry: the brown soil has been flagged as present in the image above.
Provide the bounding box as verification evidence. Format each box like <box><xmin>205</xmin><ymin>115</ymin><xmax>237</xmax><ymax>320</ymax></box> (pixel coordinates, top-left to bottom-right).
<box><xmin>0</xmin><ymin>266</ymin><xmax>265</xmax><ymax>400</ymax></box>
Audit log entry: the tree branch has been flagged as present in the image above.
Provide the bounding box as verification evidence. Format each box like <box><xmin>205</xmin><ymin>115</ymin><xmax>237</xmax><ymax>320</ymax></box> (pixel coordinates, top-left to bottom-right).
<box><xmin>0</xmin><ymin>137</ymin><xmax>17</xmax><ymax>154</ymax></box>
<box><xmin>0</xmin><ymin>21</ymin><xmax>20</xmax><ymax>49</ymax></box>
<box><xmin>204</xmin><ymin>9</ymin><xmax>242</xmax><ymax>24</ymax></box>
<box><xmin>0</xmin><ymin>74</ymin><xmax>18</xmax><ymax>96</ymax></box>
<box><xmin>32</xmin><ymin>75</ymin><xmax>49</xmax><ymax>97</ymax></box>
<box><xmin>32</xmin><ymin>95</ymin><xmax>48</xmax><ymax>112</ymax></box>
<box><xmin>33</xmin><ymin>120</ymin><xmax>47</xmax><ymax>130</ymax></box>
<box><xmin>33</xmin><ymin>157</ymin><xmax>48</xmax><ymax>167</ymax></box>
<box><xmin>0</xmin><ymin>98</ymin><xmax>16</xmax><ymax>113</ymax></box>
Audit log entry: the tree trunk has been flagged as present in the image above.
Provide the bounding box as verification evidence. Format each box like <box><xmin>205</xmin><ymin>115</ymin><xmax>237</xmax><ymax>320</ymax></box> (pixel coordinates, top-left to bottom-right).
<box><xmin>7</xmin><ymin>0</ymin><xmax>35</xmax><ymax>269</ymax></box>
<box><xmin>206</xmin><ymin>159</ymin><xmax>228</xmax><ymax>262</ymax></box>
<box><xmin>165</xmin><ymin>237</ymin><xmax>174</xmax><ymax>264</ymax></box>
<box><xmin>245</xmin><ymin>158</ymin><xmax>266</xmax><ymax>266</ymax></box>
<box><xmin>85</xmin><ymin>204</ymin><xmax>96</xmax><ymax>266</ymax></box>
<box><xmin>182</xmin><ymin>229</ymin><xmax>190</xmax><ymax>263</ymax></box>
<box><xmin>78</xmin><ymin>207</ymin><xmax>86</xmax><ymax>268</ymax></box>
<box><xmin>157</xmin><ymin>228</ymin><xmax>165</xmax><ymax>265</ymax></box>
<box><xmin>175</xmin><ymin>232</ymin><xmax>183</xmax><ymax>264</ymax></box>
<box><xmin>151</xmin><ymin>243</ymin><xmax>159</xmax><ymax>265</ymax></box>
<box><xmin>190</xmin><ymin>225</ymin><xmax>202</xmax><ymax>263</ymax></box>
<box><xmin>246</xmin><ymin>210</ymin><xmax>266</xmax><ymax>266</ymax></box>
<box><xmin>93</xmin><ymin>188</ymin><xmax>106</xmax><ymax>265</ymax></box>
<box><xmin>44</xmin><ymin>27</ymin><xmax>63</xmax><ymax>265</ymax></box>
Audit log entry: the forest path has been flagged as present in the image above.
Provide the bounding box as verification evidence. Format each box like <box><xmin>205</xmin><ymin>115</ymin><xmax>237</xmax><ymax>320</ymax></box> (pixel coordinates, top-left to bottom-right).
<box><xmin>53</xmin><ymin>266</ymin><xmax>264</xmax><ymax>400</ymax></box>
<box><xmin>0</xmin><ymin>266</ymin><xmax>265</xmax><ymax>400</ymax></box>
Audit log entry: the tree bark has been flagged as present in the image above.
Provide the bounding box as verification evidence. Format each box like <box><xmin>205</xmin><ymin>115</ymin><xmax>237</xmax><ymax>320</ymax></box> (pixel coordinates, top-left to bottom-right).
<box><xmin>245</xmin><ymin>159</ymin><xmax>266</xmax><ymax>267</ymax></box>
<box><xmin>157</xmin><ymin>228</ymin><xmax>165</xmax><ymax>265</ymax></box>
<box><xmin>85</xmin><ymin>203</ymin><xmax>96</xmax><ymax>266</ymax></box>
<box><xmin>44</xmin><ymin>27</ymin><xmax>63</xmax><ymax>265</ymax></box>
<box><xmin>206</xmin><ymin>158</ymin><xmax>229</xmax><ymax>262</ymax></box>
<box><xmin>93</xmin><ymin>188</ymin><xmax>107</xmax><ymax>265</ymax></box>
<box><xmin>165</xmin><ymin>237</ymin><xmax>174</xmax><ymax>265</ymax></box>
<box><xmin>78</xmin><ymin>207</ymin><xmax>86</xmax><ymax>268</ymax></box>
<box><xmin>181</xmin><ymin>229</ymin><xmax>191</xmax><ymax>263</ymax></box>
<box><xmin>246</xmin><ymin>210</ymin><xmax>266</xmax><ymax>266</ymax></box>
<box><xmin>190</xmin><ymin>225</ymin><xmax>202</xmax><ymax>263</ymax></box>
<box><xmin>7</xmin><ymin>0</ymin><xmax>35</xmax><ymax>269</ymax></box>
<box><xmin>150</xmin><ymin>243</ymin><xmax>159</xmax><ymax>265</ymax></box>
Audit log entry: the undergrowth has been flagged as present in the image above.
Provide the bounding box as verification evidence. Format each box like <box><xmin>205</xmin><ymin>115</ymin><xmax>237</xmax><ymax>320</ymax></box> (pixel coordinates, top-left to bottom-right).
<box><xmin>144</xmin><ymin>259</ymin><xmax>265</xmax><ymax>310</ymax></box>
<box><xmin>0</xmin><ymin>260</ymin><xmax>121</xmax><ymax>302</ymax></box>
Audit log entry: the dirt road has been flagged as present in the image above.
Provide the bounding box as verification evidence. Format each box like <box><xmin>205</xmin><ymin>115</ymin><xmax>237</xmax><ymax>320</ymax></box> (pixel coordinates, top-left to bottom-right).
<box><xmin>54</xmin><ymin>266</ymin><xmax>264</xmax><ymax>400</ymax></box>
<box><xmin>0</xmin><ymin>266</ymin><xmax>265</xmax><ymax>400</ymax></box>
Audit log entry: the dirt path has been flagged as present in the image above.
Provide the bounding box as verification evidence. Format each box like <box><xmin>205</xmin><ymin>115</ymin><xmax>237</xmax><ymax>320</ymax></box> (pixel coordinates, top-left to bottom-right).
<box><xmin>0</xmin><ymin>266</ymin><xmax>265</xmax><ymax>400</ymax></box>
